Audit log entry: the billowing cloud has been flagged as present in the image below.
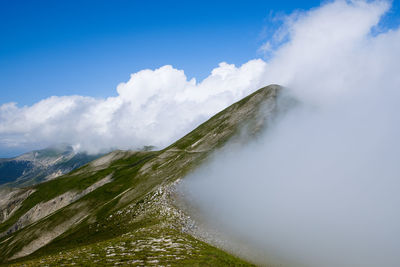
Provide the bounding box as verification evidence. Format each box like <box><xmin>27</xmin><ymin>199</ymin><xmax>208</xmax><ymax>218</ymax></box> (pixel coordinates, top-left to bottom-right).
<box><xmin>0</xmin><ymin>60</ymin><xmax>267</xmax><ymax>154</ymax></box>
<box><xmin>180</xmin><ymin>0</ymin><xmax>400</xmax><ymax>266</ymax></box>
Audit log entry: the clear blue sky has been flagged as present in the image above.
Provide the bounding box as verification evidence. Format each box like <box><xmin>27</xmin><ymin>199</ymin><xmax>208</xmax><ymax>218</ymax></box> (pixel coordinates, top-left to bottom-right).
<box><xmin>1</xmin><ymin>0</ymin><xmax>399</xmax><ymax>106</ymax></box>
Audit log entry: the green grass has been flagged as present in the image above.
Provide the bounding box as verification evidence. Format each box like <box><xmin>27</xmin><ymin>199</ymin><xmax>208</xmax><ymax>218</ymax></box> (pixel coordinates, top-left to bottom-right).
<box><xmin>7</xmin><ymin>228</ymin><xmax>253</xmax><ymax>266</ymax></box>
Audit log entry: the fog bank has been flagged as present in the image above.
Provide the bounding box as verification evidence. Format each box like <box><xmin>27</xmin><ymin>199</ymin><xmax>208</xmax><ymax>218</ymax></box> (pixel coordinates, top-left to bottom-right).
<box><xmin>180</xmin><ymin>1</ymin><xmax>400</xmax><ymax>266</ymax></box>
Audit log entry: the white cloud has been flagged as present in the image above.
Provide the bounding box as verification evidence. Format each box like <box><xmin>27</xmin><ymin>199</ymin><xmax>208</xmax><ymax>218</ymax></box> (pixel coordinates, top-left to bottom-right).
<box><xmin>0</xmin><ymin>60</ymin><xmax>267</xmax><ymax>154</ymax></box>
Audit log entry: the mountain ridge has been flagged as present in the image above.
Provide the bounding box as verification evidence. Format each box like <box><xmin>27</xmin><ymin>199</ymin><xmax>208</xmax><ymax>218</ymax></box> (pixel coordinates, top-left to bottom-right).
<box><xmin>0</xmin><ymin>145</ymin><xmax>103</xmax><ymax>188</ymax></box>
<box><xmin>0</xmin><ymin>84</ymin><xmax>283</xmax><ymax>266</ymax></box>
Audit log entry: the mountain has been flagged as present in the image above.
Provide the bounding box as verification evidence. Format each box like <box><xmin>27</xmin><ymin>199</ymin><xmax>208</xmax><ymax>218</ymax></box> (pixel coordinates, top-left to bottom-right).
<box><xmin>0</xmin><ymin>144</ymin><xmax>103</xmax><ymax>188</ymax></box>
<box><xmin>0</xmin><ymin>84</ymin><xmax>282</xmax><ymax>266</ymax></box>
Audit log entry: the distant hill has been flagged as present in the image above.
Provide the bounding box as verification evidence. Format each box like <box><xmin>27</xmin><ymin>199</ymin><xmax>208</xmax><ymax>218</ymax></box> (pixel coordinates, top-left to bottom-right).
<box><xmin>0</xmin><ymin>85</ymin><xmax>282</xmax><ymax>265</ymax></box>
<box><xmin>0</xmin><ymin>144</ymin><xmax>103</xmax><ymax>187</ymax></box>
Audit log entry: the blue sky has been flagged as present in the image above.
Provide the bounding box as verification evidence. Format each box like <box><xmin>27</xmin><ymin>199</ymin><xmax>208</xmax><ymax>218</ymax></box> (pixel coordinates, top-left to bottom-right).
<box><xmin>2</xmin><ymin>0</ymin><xmax>399</xmax><ymax>106</ymax></box>
<box><xmin>1</xmin><ymin>0</ymin><xmax>400</xmax><ymax>157</ymax></box>
<box><xmin>0</xmin><ymin>0</ymin><xmax>329</xmax><ymax>106</ymax></box>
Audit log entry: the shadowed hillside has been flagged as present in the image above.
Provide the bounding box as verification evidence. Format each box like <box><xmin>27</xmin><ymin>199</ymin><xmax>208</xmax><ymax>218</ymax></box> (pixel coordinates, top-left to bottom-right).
<box><xmin>0</xmin><ymin>144</ymin><xmax>103</xmax><ymax>187</ymax></box>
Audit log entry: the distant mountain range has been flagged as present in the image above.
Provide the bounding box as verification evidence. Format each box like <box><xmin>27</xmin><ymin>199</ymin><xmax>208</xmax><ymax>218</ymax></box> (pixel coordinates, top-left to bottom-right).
<box><xmin>0</xmin><ymin>85</ymin><xmax>282</xmax><ymax>265</ymax></box>
<box><xmin>0</xmin><ymin>144</ymin><xmax>103</xmax><ymax>187</ymax></box>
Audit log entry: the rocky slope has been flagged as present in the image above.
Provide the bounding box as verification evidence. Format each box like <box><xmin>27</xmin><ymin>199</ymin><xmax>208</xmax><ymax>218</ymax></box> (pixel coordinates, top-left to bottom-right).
<box><xmin>0</xmin><ymin>144</ymin><xmax>102</xmax><ymax>187</ymax></box>
<box><xmin>0</xmin><ymin>84</ymin><xmax>283</xmax><ymax>266</ymax></box>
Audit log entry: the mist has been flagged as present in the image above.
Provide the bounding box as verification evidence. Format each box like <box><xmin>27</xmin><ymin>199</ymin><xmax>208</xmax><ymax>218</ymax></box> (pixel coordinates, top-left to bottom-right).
<box><xmin>179</xmin><ymin>1</ymin><xmax>400</xmax><ymax>266</ymax></box>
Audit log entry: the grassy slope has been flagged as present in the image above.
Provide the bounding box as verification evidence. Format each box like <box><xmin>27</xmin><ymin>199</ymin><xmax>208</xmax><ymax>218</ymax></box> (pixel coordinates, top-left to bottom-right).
<box><xmin>0</xmin><ymin>85</ymin><xmax>281</xmax><ymax>266</ymax></box>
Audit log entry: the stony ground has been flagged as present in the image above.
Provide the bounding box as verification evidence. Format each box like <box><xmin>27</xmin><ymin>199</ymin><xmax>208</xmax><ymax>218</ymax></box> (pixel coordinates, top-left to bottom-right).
<box><xmin>8</xmin><ymin>227</ymin><xmax>253</xmax><ymax>266</ymax></box>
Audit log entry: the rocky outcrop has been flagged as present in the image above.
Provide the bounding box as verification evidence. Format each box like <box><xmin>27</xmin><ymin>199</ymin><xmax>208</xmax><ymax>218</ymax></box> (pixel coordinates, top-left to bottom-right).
<box><xmin>0</xmin><ymin>188</ymin><xmax>35</xmax><ymax>224</ymax></box>
<box><xmin>9</xmin><ymin>209</ymin><xmax>89</xmax><ymax>260</ymax></box>
<box><xmin>84</xmin><ymin>150</ymin><xmax>137</xmax><ymax>172</ymax></box>
<box><xmin>1</xmin><ymin>174</ymin><xmax>112</xmax><ymax>238</ymax></box>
